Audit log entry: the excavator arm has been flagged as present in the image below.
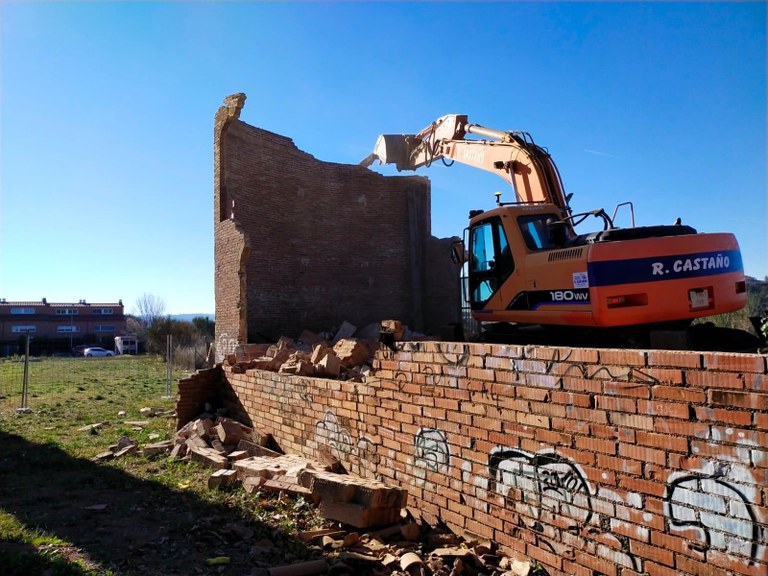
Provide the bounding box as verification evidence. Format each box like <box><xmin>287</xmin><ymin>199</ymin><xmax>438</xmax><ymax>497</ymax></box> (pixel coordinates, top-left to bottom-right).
<box><xmin>361</xmin><ymin>114</ymin><xmax>572</xmax><ymax>213</ymax></box>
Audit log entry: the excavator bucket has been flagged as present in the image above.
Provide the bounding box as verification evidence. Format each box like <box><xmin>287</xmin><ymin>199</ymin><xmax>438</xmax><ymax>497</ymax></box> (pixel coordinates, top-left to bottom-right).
<box><xmin>360</xmin><ymin>134</ymin><xmax>416</xmax><ymax>171</ymax></box>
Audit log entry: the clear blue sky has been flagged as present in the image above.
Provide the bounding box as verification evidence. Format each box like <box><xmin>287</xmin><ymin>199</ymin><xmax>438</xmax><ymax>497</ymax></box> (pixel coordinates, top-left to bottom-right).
<box><xmin>1</xmin><ymin>1</ymin><xmax>765</xmax><ymax>315</ymax></box>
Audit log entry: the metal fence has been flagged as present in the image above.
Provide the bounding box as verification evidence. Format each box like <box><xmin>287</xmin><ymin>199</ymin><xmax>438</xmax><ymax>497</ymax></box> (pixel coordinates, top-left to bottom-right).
<box><xmin>0</xmin><ymin>336</ymin><xmax>209</xmax><ymax>412</ymax></box>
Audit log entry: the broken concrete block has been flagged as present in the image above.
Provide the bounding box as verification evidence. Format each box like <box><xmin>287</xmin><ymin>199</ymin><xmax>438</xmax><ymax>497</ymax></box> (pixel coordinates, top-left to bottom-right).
<box><xmin>235</xmin><ymin>343</ymin><xmax>271</xmax><ymax>361</ymax></box>
<box><xmin>299</xmin><ymin>470</ymin><xmax>357</xmax><ymax>503</ymax></box>
<box><xmin>332</xmin><ymin>321</ymin><xmax>357</xmax><ymax>344</ymax></box>
<box><xmin>236</xmin><ymin>439</ymin><xmax>282</xmax><ymax>458</ymax></box>
<box><xmin>310</xmin><ymin>343</ymin><xmax>330</xmax><ymax>364</ymax></box>
<box><xmin>91</xmin><ymin>451</ymin><xmax>115</xmax><ymax>462</ymax></box>
<box><xmin>112</xmin><ymin>444</ymin><xmax>138</xmax><ymax>459</ymax></box>
<box><xmin>380</xmin><ymin>319</ymin><xmax>405</xmax><ymax>341</ymax></box>
<box><xmin>214</xmin><ymin>418</ymin><xmax>248</xmax><ymax>445</ymax></box>
<box><xmin>143</xmin><ymin>440</ymin><xmax>173</xmax><ymax>457</ymax></box>
<box><xmin>194</xmin><ymin>418</ymin><xmax>215</xmax><ymax>440</ymax></box>
<box><xmin>188</xmin><ymin>445</ymin><xmax>228</xmax><ymax>469</ymax></box>
<box><xmin>292</xmin><ymin>360</ymin><xmax>315</xmax><ymax>376</ymax></box>
<box><xmin>233</xmin><ymin>455</ymin><xmax>325</xmax><ymax>482</ymax></box>
<box><xmin>318</xmin><ymin>500</ymin><xmax>400</xmax><ymax>529</ymax></box>
<box><xmin>315</xmin><ymin>351</ymin><xmax>341</xmax><ymax>377</ymax></box>
<box><xmin>208</xmin><ymin>468</ymin><xmax>238</xmax><ymax>490</ymax></box>
<box><xmin>227</xmin><ymin>450</ymin><xmax>250</xmax><ymax>462</ymax></box>
<box><xmin>265</xmin><ymin>348</ymin><xmax>292</xmax><ymax>370</ymax></box>
<box><xmin>332</xmin><ymin>338</ymin><xmax>371</xmax><ymax>368</ymax></box>
<box><xmin>298</xmin><ymin>330</ymin><xmax>326</xmax><ymax>346</ymax></box>
<box><xmin>261</xmin><ymin>477</ymin><xmax>312</xmax><ymax>497</ymax></box>
<box><xmin>169</xmin><ymin>442</ymin><xmax>187</xmax><ymax>460</ymax></box>
<box><xmin>242</xmin><ymin>476</ymin><xmax>264</xmax><ymax>493</ymax></box>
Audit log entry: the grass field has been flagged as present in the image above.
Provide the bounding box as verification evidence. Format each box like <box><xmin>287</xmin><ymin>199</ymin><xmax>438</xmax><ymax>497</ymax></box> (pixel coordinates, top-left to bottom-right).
<box><xmin>0</xmin><ymin>356</ymin><xmax>330</xmax><ymax>576</ymax></box>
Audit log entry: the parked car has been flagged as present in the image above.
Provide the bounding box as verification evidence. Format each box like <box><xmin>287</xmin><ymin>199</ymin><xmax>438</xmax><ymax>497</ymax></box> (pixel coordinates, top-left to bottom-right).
<box><xmin>72</xmin><ymin>344</ymin><xmax>93</xmax><ymax>356</ymax></box>
<box><xmin>83</xmin><ymin>347</ymin><xmax>114</xmax><ymax>357</ymax></box>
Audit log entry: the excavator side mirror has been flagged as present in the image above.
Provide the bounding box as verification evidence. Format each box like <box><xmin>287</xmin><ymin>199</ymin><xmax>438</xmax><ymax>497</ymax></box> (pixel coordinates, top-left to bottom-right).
<box><xmin>450</xmin><ymin>240</ymin><xmax>466</xmax><ymax>265</ymax></box>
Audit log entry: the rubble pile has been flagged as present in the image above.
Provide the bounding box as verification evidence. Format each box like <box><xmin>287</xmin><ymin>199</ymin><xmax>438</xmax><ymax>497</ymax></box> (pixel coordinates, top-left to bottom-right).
<box><xmin>88</xmin><ymin>409</ymin><xmax>535</xmax><ymax>575</ymax></box>
<box><xmin>168</xmin><ymin>414</ymin><xmax>409</xmax><ymax>531</ymax></box>
<box><xmin>163</xmin><ymin>416</ymin><xmax>532</xmax><ymax>574</ymax></box>
<box><xmin>224</xmin><ymin>320</ymin><xmax>417</xmax><ymax>381</ymax></box>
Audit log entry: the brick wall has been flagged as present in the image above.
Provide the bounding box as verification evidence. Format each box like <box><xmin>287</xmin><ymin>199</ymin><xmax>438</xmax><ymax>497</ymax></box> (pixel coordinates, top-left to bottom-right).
<box><xmin>176</xmin><ymin>366</ymin><xmax>223</xmax><ymax>427</ymax></box>
<box><xmin>185</xmin><ymin>343</ymin><xmax>768</xmax><ymax>576</ymax></box>
<box><xmin>213</xmin><ymin>94</ymin><xmax>461</xmax><ymax>356</ymax></box>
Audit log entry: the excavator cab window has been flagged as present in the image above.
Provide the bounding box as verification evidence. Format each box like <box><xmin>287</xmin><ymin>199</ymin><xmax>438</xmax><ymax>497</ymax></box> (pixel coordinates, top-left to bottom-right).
<box><xmin>518</xmin><ymin>214</ymin><xmax>559</xmax><ymax>250</ymax></box>
<box><xmin>468</xmin><ymin>218</ymin><xmax>514</xmax><ymax>308</ymax></box>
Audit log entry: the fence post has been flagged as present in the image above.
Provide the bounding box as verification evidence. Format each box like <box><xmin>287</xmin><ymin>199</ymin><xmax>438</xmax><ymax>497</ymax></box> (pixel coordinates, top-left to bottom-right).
<box><xmin>164</xmin><ymin>334</ymin><xmax>173</xmax><ymax>399</ymax></box>
<box><xmin>17</xmin><ymin>332</ymin><xmax>32</xmax><ymax>414</ymax></box>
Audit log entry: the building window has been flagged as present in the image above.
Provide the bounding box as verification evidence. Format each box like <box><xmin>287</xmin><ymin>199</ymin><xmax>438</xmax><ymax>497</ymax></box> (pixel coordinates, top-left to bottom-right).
<box><xmin>92</xmin><ymin>308</ymin><xmax>114</xmax><ymax>315</ymax></box>
<box><xmin>95</xmin><ymin>325</ymin><xmax>115</xmax><ymax>333</ymax></box>
<box><xmin>12</xmin><ymin>325</ymin><xmax>36</xmax><ymax>333</ymax></box>
<box><xmin>56</xmin><ymin>309</ymin><xmax>78</xmax><ymax>315</ymax></box>
<box><xmin>57</xmin><ymin>325</ymin><xmax>80</xmax><ymax>334</ymax></box>
<box><xmin>10</xmin><ymin>307</ymin><xmax>35</xmax><ymax>315</ymax></box>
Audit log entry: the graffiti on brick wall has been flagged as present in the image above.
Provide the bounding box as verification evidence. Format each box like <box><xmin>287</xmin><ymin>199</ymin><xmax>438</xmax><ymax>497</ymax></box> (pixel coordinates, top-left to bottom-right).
<box><xmin>666</xmin><ymin>461</ymin><xmax>765</xmax><ymax>565</ymax></box>
<box><xmin>488</xmin><ymin>448</ymin><xmax>593</xmax><ymax>526</ymax></box>
<box><xmin>216</xmin><ymin>332</ymin><xmax>238</xmax><ymax>362</ymax></box>
<box><xmin>433</xmin><ymin>343</ymin><xmax>471</xmax><ymax>368</ymax></box>
<box><xmin>315</xmin><ymin>411</ymin><xmax>353</xmax><ymax>459</ymax></box>
<box><xmin>413</xmin><ymin>428</ymin><xmax>450</xmax><ymax>487</ymax></box>
<box><xmin>486</xmin><ymin>447</ymin><xmax>642</xmax><ymax>571</ymax></box>
<box><xmin>511</xmin><ymin>347</ymin><xmax>661</xmax><ymax>384</ymax></box>
<box><xmin>314</xmin><ymin>410</ymin><xmax>380</xmax><ymax>475</ymax></box>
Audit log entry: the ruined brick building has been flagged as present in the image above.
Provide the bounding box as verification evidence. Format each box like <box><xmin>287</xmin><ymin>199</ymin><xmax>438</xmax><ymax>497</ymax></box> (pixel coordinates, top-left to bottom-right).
<box><xmin>214</xmin><ymin>94</ymin><xmax>461</xmax><ymax>355</ymax></box>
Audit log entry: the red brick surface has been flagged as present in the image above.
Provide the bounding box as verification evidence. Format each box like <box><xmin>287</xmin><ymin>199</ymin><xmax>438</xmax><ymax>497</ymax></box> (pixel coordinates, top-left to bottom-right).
<box><xmin>212</xmin><ymin>94</ymin><xmax>460</xmax><ymax>354</ymax></box>
<box><xmin>181</xmin><ymin>341</ymin><xmax>768</xmax><ymax>576</ymax></box>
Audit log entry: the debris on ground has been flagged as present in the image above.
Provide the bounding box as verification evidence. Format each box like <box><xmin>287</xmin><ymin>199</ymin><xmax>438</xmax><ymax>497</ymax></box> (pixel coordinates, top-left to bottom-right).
<box><xmin>224</xmin><ymin>319</ymin><xmax>429</xmax><ymax>381</ymax></box>
<box><xmin>91</xmin><ymin>435</ymin><xmax>139</xmax><ymax>462</ymax></box>
<box><xmin>89</xmin><ymin>409</ymin><xmax>536</xmax><ymax>576</ymax></box>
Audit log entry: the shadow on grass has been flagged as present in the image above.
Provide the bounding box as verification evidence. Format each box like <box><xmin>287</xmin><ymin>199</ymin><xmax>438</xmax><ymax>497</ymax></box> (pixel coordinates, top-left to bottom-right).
<box><xmin>0</xmin><ymin>431</ymin><xmax>313</xmax><ymax>576</ymax></box>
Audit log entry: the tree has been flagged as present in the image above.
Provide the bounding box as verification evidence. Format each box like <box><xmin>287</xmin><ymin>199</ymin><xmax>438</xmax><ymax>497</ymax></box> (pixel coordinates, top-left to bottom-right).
<box><xmin>134</xmin><ymin>293</ymin><xmax>166</xmax><ymax>329</ymax></box>
<box><xmin>192</xmin><ymin>316</ymin><xmax>215</xmax><ymax>340</ymax></box>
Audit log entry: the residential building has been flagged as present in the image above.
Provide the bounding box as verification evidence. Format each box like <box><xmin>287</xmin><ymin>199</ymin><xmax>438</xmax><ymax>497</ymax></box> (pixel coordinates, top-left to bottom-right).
<box><xmin>0</xmin><ymin>298</ymin><xmax>126</xmax><ymax>355</ymax></box>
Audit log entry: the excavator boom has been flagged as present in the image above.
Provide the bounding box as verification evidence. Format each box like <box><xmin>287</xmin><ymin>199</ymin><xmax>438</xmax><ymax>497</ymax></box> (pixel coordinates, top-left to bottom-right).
<box><xmin>362</xmin><ymin>114</ymin><xmax>571</xmax><ymax>212</ymax></box>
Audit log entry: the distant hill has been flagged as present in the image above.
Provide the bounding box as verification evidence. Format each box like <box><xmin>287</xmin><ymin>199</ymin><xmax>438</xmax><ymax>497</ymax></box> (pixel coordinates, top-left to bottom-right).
<box><xmin>170</xmin><ymin>313</ymin><xmax>215</xmax><ymax>323</ymax></box>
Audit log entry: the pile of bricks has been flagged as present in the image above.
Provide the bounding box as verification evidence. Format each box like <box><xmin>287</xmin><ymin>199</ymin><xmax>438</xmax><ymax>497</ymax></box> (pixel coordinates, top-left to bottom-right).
<box><xmin>170</xmin><ymin>414</ymin><xmax>408</xmax><ymax>529</ymax></box>
<box><xmin>225</xmin><ymin>321</ymin><xmax>381</xmax><ymax>380</ymax></box>
<box><xmin>225</xmin><ymin>319</ymin><xmax>418</xmax><ymax>380</ymax></box>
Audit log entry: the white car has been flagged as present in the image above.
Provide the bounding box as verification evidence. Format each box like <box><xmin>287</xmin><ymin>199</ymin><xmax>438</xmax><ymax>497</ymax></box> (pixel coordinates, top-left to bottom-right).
<box><xmin>83</xmin><ymin>347</ymin><xmax>114</xmax><ymax>357</ymax></box>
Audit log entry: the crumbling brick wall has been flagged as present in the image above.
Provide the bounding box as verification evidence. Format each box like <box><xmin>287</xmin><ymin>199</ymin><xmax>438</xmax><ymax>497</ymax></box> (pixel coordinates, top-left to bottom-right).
<box><xmin>213</xmin><ymin>94</ymin><xmax>460</xmax><ymax>354</ymax></box>
<box><xmin>185</xmin><ymin>344</ymin><xmax>768</xmax><ymax>576</ymax></box>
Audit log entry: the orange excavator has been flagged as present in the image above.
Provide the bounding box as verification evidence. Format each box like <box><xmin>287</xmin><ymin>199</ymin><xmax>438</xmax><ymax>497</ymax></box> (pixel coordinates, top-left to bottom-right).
<box><xmin>362</xmin><ymin>114</ymin><xmax>750</xmax><ymax>348</ymax></box>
